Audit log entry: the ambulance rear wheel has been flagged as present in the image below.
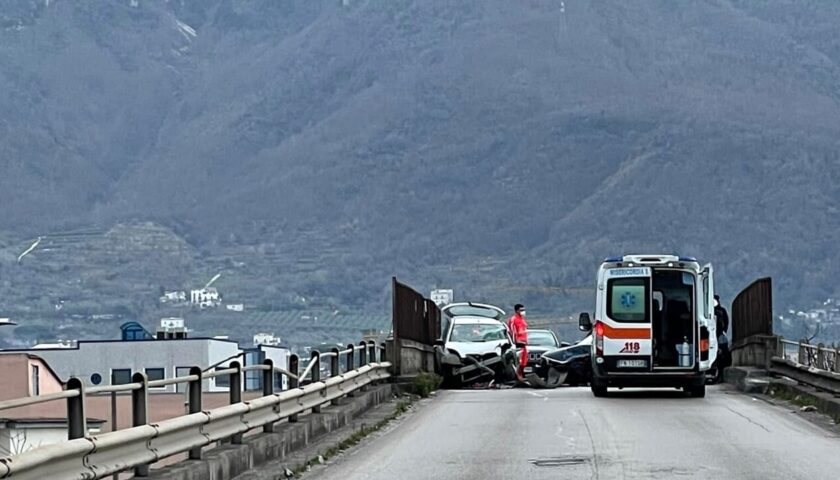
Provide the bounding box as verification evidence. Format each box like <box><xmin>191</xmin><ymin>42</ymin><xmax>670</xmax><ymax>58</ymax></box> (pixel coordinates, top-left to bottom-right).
<box><xmin>687</xmin><ymin>383</ymin><xmax>706</xmax><ymax>398</ymax></box>
<box><xmin>591</xmin><ymin>384</ymin><xmax>608</xmax><ymax>397</ymax></box>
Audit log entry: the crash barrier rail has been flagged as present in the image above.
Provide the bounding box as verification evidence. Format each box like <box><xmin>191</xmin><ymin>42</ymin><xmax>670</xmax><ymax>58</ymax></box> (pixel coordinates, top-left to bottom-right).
<box><xmin>778</xmin><ymin>338</ymin><xmax>840</xmax><ymax>373</ymax></box>
<box><xmin>770</xmin><ymin>338</ymin><xmax>840</xmax><ymax>396</ymax></box>
<box><xmin>731</xmin><ymin>277</ymin><xmax>773</xmax><ymax>344</ymax></box>
<box><xmin>0</xmin><ymin>341</ymin><xmax>389</xmax><ymax>480</ymax></box>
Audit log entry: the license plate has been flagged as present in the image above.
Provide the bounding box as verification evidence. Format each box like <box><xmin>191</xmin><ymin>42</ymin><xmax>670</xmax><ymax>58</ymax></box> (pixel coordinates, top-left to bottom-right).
<box><xmin>617</xmin><ymin>359</ymin><xmax>647</xmax><ymax>368</ymax></box>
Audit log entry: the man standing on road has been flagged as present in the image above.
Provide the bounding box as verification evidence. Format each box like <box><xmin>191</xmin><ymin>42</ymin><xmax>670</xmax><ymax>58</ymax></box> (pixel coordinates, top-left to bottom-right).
<box><xmin>508</xmin><ymin>304</ymin><xmax>529</xmax><ymax>380</ymax></box>
<box><xmin>713</xmin><ymin>295</ymin><xmax>731</xmax><ymax>383</ymax></box>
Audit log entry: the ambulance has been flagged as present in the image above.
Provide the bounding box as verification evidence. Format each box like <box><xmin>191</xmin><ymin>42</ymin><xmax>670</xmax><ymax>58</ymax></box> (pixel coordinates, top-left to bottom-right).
<box><xmin>578</xmin><ymin>254</ymin><xmax>716</xmax><ymax>397</ymax></box>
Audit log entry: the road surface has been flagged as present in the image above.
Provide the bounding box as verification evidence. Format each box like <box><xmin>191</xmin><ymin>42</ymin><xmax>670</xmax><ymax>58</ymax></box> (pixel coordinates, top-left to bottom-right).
<box><xmin>306</xmin><ymin>386</ymin><xmax>840</xmax><ymax>479</ymax></box>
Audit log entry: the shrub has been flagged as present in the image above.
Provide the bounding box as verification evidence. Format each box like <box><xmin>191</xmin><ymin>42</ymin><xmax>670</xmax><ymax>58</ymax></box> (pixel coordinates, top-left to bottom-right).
<box><xmin>412</xmin><ymin>372</ymin><xmax>442</xmax><ymax>398</ymax></box>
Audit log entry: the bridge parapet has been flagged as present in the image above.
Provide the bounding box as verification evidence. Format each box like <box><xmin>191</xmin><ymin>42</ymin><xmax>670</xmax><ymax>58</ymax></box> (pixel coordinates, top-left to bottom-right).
<box><xmin>0</xmin><ymin>341</ymin><xmax>390</xmax><ymax>480</ymax></box>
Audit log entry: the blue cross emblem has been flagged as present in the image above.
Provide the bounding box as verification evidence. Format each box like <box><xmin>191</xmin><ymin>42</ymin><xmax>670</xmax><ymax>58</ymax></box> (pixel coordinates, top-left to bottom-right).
<box><xmin>621</xmin><ymin>292</ymin><xmax>636</xmax><ymax>309</ymax></box>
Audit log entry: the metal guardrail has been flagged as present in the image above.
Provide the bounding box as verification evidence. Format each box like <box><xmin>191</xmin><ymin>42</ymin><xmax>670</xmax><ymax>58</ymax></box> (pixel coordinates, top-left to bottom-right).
<box><xmin>770</xmin><ymin>357</ymin><xmax>840</xmax><ymax>396</ymax></box>
<box><xmin>778</xmin><ymin>339</ymin><xmax>840</xmax><ymax>373</ymax></box>
<box><xmin>770</xmin><ymin>338</ymin><xmax>840</xmax><ymax>395</ymax></box>
<box><xmin>0</xmin><ymin>341</ymin><xmax>388</xmax><ymax>480</ymax></box>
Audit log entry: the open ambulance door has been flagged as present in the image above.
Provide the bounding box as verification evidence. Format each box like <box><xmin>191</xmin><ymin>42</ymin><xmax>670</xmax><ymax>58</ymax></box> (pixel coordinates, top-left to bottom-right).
<box><xmin>699</xmin><ymin>264</ymin><xmax>717</xmax><ymax>370</ymax></box>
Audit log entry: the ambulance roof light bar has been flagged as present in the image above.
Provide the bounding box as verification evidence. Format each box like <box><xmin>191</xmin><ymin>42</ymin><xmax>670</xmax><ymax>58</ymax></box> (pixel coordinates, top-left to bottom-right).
<box><xmin>603</xmin><ymin>254</ymin><xmax>699</xmax><ymax>265</ymax></box>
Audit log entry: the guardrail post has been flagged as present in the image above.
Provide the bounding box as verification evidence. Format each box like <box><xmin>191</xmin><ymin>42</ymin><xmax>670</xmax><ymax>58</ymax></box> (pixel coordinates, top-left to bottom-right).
<box><xmin>310</xmin><ymin>351</ymin><xmax>322</xmax><ymax>414</ymax></box>
<box><xmin>799</xmin><ymin>339</ymin><xmax>808</xmax><ymax>366</ymax></box>
<box><xmin>66</xmin><ymin>377</ymin><xmax>87</xmax><ymax>440</ymax></box>
<box><xmin>188</xmin><ymin>366</ymin><xmax>203</xmax><ymax>460</ymax></box>
<box><xmin>367</xmin><ymin>342</ymin><xmax>378</xmax><ymax>385</ymax></box>
<box><xmin>346</xmin><ymin>344</ymin><xmax>357</xmax><ymax>397</ymax></box>
<box><xmin>346</xmin><ymin>344</ymin><xmax>356</xmax><ymax>371</ymax></box>
<box><xmin>288</xmin><ymin>354</ymin><xmax>300</xmax><ymax>423</ymax></box>
<box><xmin>131</xmin><ymin>372</ymin><xmax>150</xmax><ymax>477</ymax></box>
<box><xmin>262</xmin><ymin>359</ymin><xmax>275</xmax><ymax>433</ymax></box>
<box><xmin>229</xmin><ymin>361</ymin><xmax>243</xmax><ymax>444</ymax></box>
<box><xmin>834</xmin><ymin>347</ymin><xmax>840</xmax><ymax>374</ymax></box>
<box><xmin>358</xmin><ymin>341</ymin><xmax>368</xmax><ymax>366</ymax></box>
<box><xmin>358</xmin><ymin>342</ymin><xmax>370</xmax><ymax>391</ymax></box>
<box><xmin>330</xmin><ymin>347</ymin><xmax>341</xmax><ymax>406</ymax></box>
<box><xmin>817</xmin><ymin>343</ymin><xmax>826</xmax><ymax>370</ymax></box>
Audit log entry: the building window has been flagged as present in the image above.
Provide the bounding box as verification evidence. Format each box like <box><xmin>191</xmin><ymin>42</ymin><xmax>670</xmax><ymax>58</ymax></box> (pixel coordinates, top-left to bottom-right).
<box><xmin>112</xmin><ymin>369</ymin><xmax>132</xmax><ymax>385</ymax></box>
<box><xmin>214</xmin><ymin>366</ymin><xmax>230</xmax><ymax>389</ymax></box>
<box><xmin>31</xmin><ymin>365</ymin><xmax>40</xmax><ymax>396</ymax></box>
<box><xmin>145</xmin><ymin>368</ymin><xmax>165</xmax><ymax>382</ymax></box>
<box><xmin>244</xmin><ymin>350</ymin><xmax>264</xmax><ymax>391</ymax></box>
<box><xmin>175</xmin><ymin>367</ymin><xmax>192</xmax><ymax>393</ymax></box>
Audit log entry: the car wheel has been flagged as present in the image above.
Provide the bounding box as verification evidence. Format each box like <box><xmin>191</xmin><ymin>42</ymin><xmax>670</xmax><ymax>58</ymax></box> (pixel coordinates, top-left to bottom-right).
<box><xmin>440</xmin><ymin>366</ymin><xmax>458</xmax><ymax>389</ymax></box>
<box><xmin>591</xmin><ymin>384</ymin><xmax>608</xmax><ymax>397</ymax></box>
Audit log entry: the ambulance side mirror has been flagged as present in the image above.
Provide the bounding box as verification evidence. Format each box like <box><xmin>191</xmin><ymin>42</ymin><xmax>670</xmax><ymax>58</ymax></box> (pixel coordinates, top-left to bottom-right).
<box><xmin>579</xmin><ymin>312</ymin><xmax>592</xmax><ymax>332</ymax></box>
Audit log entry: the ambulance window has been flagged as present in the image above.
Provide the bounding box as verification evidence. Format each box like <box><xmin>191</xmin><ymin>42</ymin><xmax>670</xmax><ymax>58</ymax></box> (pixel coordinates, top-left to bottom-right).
<box><xmin>702</xmin><ymin>275</ymin><xmax>710</xmax><ymax>318</ymax></box>
<box><xmin>607</xmin><ymin>278</ymin><xmax>649</xmax><ymax>322</ymax></box>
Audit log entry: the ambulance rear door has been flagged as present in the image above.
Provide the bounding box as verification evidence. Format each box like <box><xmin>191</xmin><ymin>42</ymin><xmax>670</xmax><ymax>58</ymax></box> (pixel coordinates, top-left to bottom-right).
<box><xmin>599</xmin><ymin>267</ymin><xmax>653</xmax><ymax>371</ymax></box>
<box><xmin>699</xmin><ymin>264</ymin><xmax>717</xmax><ymax>371</ymax></box>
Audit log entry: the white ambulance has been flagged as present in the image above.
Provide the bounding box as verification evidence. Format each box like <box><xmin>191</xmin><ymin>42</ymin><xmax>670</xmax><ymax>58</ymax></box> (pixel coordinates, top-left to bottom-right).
<box><xmin>578</xmin><ymin>254</ymin><xmax>717</xmax><ymax>397</ymax></box>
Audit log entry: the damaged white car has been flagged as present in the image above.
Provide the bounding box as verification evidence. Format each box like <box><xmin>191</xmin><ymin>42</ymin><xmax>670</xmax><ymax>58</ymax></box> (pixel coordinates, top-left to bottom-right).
<box><xmin>435</xmin><ymin>303</ymin><xmax>519</xmax><ymax>387</ymax></box>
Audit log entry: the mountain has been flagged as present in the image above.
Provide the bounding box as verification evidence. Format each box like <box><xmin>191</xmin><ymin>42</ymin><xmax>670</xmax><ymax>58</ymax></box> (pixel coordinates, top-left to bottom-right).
<box><xmin>2</xmin><ymin>0</ymin><xmax>840</xmax><ymax>340</ymax></box>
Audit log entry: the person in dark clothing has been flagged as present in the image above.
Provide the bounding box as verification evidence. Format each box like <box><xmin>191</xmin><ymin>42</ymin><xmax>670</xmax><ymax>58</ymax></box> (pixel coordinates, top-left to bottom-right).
<box><xmin>715</xmin><ymin>295</ymin><xmax>729</xmax><ymax>335</ymax></box>
<box><xmin>713</xmin><ymin>295</ymin><xmax>731</xmax><ymax>383</ymax></box>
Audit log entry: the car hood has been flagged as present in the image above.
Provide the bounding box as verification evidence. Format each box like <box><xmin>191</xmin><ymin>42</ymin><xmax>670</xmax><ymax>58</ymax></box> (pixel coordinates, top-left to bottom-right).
<box><xmin>445</xmin><ymin>340</ymin><xmax>509</xmax><ymax>357</ymax></box>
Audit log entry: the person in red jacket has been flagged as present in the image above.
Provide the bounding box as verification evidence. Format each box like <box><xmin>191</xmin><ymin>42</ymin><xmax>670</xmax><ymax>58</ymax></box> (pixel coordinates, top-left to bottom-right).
<box><xmin>508</xmin><ymin>304</ymin><xmax>529</xmax><ymax>380</ymax></box>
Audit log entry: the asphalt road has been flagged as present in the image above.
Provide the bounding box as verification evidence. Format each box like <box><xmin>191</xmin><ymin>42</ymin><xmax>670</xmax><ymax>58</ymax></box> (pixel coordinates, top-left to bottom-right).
<box><xmin>305</xmin><ymin>386</ymin><xmax>840</xmax><ymax>480</ymax></box>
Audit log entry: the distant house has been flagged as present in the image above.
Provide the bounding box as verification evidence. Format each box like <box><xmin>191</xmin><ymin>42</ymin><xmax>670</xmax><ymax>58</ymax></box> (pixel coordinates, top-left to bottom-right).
<box><xmin>253</xmin><ymin>333</ymin><xmax>281</xmax><ymax>347</ymax></box>
<box><xmin>226</xmin><ymin>304</ymin><xmax>245</xmax><ymax>312</ymax></box>
<box><xmin>190</xmin><ymin>288</ymin><xmax>221</xmax><ymax>309</ymax></box>
<box><xmin>159</xmin><ymin>291</ymin><xmax>187</xmax><ymax>304</ymax></box>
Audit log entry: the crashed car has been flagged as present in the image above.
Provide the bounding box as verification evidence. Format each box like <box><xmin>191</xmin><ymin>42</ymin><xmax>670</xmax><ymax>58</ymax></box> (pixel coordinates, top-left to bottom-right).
<box><xmin>435</xmin><ymin>303</ymin><xmax>519</xmax><ymax>387</ymax></box>
<box><xmin>533</xmin><ymin>335</ymin><xmax>592</xmax><ymax>387</ymax></box>
<box><xmin>523</xmin><ymin>329</ymin><xmax>562</xmax><ymax>376</ymax></box>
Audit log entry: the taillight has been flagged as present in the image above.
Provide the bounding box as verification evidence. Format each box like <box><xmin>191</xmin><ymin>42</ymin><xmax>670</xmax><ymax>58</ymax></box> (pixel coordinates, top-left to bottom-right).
<box><xmin>594</xmin><ymin>321</ymin><xmax>604</xmax><ymax>356</ymax></box>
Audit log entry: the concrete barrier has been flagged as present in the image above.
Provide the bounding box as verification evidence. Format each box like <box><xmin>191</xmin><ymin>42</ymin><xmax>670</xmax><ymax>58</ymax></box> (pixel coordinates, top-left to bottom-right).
<box><xmin>394</xmin><ymin>338</ymin><xmax>436</xmax><ymax>377</ymax></box>
<box><xmin>148</xmin><ymin>384</ymin><xmax>394</xmax><ymax>480</ymax></box>
<box><xmin>731</xmin><ymin>334</ymin><xmax>780</xmax><ymax>369</ymax></box>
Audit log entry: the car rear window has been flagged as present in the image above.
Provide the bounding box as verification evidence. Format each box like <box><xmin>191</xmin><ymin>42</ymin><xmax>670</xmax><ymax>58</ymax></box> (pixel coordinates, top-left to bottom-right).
<box><xmin>527</xmin><ymin>332</ymin><xmax>558</xmax><ymax>347</ymax></box>
<box><xmin>444</xmin><ymin>305</ymin><xmax>503</xmax><ymax>320</ymax></box>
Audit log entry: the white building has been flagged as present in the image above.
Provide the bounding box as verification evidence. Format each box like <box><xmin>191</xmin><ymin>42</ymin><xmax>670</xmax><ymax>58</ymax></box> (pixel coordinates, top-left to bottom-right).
<box><xmin>191</xmin><ymin>287</ymin><xmax>221</xmax><ymax>308</ymax></box>
<box><xmin>431</xmin><ymin>289</ymin><xmax>454</xmax><ymax>307</ymax></box>
<box><xmin>253</xmin><ymin>333</ymin><xmax>282</xmax><ymax>347</ymax></box>
<box><xmin>226</xmin><ymin>304</ymin><xmax>245</xmax><ymax>312</ymax></box>
<box><xmin>3</xmin><ymin>338</ymin><xmax>290</xmax><ymax>393</ymax></box>
<box><xmin>159</xmin><ymin>291</ymin><xmax>187</xmax><ymax>304</ymax></box>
